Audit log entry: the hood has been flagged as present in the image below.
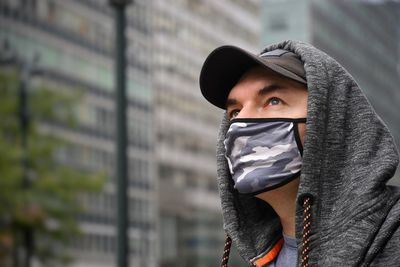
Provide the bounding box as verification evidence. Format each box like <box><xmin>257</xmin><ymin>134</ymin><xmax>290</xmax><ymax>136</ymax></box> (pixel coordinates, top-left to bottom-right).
<box><xmin>215</xmin><ymin>40</ymin><xmax>399</xmax><ymax>266</ymax></box>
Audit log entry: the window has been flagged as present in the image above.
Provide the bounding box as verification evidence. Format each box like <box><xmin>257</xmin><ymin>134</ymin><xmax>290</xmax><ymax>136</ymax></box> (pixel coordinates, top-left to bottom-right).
<box><xmin>269</xmin><ymin>15</ymin><xmax>288</xmax><ymax>31</ymax></box>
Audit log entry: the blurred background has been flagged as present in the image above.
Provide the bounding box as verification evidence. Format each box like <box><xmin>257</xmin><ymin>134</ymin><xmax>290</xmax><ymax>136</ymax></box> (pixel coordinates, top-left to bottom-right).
<box><xmin>0</xmin><ymin>0</ymin><xmax>399</xmax><ymax>267</ymax></box>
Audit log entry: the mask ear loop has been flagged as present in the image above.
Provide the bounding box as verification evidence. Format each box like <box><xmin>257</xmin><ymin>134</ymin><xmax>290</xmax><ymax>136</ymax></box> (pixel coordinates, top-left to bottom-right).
<box><xmin>293</xmin><ymin>121</ymin><xmax>305</xmax><ymax>156</ymax></box>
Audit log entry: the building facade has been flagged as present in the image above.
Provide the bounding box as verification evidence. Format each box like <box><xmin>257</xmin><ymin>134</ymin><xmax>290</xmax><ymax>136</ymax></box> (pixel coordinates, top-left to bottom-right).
<box><xmin>1</xmin><ymin>0</ymin><xmax>263</xmax><ymax>266</ymax></box>
<box><xmin>311</xmin><ymin>0</ymin><xmax>400</xmax><ymax>150</ymax></box>
<box><xmin>261</xmin><ymin>0</ymin><xmax>311</xmax><ymax>45</ymax></box>
<box><xmin>0</xmin><ymin>0</ymin><xmax>157</xmax><ymax>266</ymax></box>
<box><xmin>152</xmin><ymin>0</ymin><xmax>261</xmax><ymax>266</ymax></box>
<box><xmin>261</xmin><ymin>0</ymin><xmax>400</xmax><ymax>184</ymax></box>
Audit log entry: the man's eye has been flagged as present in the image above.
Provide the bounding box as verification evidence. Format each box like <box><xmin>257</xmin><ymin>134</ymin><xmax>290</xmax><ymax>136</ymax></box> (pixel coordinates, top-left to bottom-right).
<box><xmin>267</xmin><ymin>97</ymin><xmax>282</xmax><ymax>106</ymax></box>
<box><xmin>230</xmin><ymin>109</ymin><xmax>240</xmax><ymax>119</ymax></box>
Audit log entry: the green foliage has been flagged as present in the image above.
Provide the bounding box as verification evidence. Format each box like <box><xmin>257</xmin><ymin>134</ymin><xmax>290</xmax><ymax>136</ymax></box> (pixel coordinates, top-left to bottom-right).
<box><xmin>0</xmin><ymin>67</ymin><xmax>105</xmax><ymax>266</ymax></box>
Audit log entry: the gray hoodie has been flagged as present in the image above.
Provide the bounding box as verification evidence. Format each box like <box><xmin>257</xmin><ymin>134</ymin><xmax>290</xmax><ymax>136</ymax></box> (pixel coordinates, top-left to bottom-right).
<box><xmin>215</xmin><ymin>40</ymin><xmax>400</xmax><ymax>266</ymax></box>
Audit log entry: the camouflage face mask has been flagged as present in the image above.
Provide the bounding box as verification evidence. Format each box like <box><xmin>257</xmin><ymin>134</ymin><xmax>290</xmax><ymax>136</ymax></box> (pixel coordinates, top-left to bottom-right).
<box><xmin>224</xmin><ymin>118</ymin><xmax>306</xmax><ymax>195</ymax></box>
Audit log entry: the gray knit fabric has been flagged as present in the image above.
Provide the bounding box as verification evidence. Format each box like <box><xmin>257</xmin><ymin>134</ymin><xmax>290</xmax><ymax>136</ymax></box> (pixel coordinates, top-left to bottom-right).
<box><xmin>214</xmin><ymin>40</ymin><xmax>400</xmax><ymax>266</ymax></box>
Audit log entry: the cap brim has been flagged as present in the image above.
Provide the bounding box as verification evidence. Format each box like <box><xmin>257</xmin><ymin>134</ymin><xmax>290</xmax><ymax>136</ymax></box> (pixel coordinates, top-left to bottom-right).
<box><xmin>199</xmin><ymin>45</ymin><xmax>305</xmax><ymax>109</ymax></box>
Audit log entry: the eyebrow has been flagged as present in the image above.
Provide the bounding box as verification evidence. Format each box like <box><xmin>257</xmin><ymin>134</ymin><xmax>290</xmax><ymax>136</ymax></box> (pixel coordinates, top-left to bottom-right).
<box><xmin>258</xmin><ymin>84</ymin><xmax>284</xmax><ymax>96</ymax></box>
<box><xmin>225</xmin><ymin>83</ymin><xmax>285</xmax><ymax>109</ymax></box>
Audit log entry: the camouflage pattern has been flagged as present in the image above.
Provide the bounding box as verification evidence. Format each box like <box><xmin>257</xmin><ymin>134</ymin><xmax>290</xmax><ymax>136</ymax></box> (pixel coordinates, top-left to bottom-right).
<box><xmin>224</xmin><ymin>119</ymin><xmax>303</xmax><ymax>195</ymax></box>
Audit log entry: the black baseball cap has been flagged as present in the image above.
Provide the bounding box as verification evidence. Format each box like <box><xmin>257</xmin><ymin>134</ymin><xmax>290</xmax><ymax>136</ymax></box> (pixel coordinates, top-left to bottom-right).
<box><xmin>199</xmin><ymin>45</ymin><xmax>307</xmax><ymax>109</ymax></box>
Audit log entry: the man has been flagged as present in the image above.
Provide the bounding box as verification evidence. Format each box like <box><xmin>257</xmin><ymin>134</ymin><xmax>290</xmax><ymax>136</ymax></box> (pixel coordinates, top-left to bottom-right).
<box><xmin>199</xmin><ymin>40</ymin><xmax>400</xmax><ymax>267</ymax></box>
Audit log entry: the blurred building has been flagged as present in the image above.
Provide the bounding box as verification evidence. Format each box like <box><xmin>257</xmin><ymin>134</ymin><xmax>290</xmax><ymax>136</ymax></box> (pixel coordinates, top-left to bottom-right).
<box><xmin>0</xmin><ymin>0</ymin><xmax>157</xmax><ymax>266</ymax></box>
<box><xmin>1</xmin><ymin>0</ymin><xmax>263</xmax><ymax>266</ymax></box>
<box><xmin>152</xmin><ymin>0</ymin><xmax>260</xmax><ymax>266</ymax></box>
<box><xmin>261</xmin><ymin>0</ymin><xmax>311</xmax><ymax>44</ymax></box>
<box><xmin>262</xmin><ymin>0</ymin><xmax>400</xmax><ymax>184</ymax></box>
<box><xmin>311</xmin><ymin>0</ymin><xmax>400</xmax><ymax>153</ymax></box>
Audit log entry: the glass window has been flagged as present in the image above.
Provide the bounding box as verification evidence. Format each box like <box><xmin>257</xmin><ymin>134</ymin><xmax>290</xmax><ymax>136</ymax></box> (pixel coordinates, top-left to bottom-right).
<box><xmin>269</xmin><ymin>15</ymin><xmax>288</xmax><ymax>31</ymax></box>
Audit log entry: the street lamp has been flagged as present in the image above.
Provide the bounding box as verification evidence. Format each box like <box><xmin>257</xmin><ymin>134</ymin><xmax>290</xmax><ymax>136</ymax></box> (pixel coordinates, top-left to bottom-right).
<box><xmin>109</xmin><ymin>0</ymin><xmax>133</xmax><ymax>5</ymax></box>
<box><xmin>108</xmin><ymin>1</ymin><xmax>132</xmax><ymax>267</ymax></box>
<box><xmin>1</xmin><ymin>40</ymin><xmax>42</xmax><ymax>267</ymax></box>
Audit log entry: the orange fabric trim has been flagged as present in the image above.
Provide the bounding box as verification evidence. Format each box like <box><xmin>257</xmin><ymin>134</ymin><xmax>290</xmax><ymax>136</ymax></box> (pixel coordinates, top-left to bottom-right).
<box><xmin>253</xmin><ymin>238</ymin><xmax>284</xmax><ymax>267</ymax></box>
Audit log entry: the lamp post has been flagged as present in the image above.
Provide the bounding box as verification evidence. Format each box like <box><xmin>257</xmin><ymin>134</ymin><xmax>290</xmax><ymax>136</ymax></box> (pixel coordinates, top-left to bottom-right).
<box><xmin>108</xmin><ymin>1</ymin><xmax>132</xmax><ymax>267</ymax></box>
<box><xmin>19</xmin><ymin>53</ymin><xmax>40</xmax><ymax>267</ymax></box>
<box><xmin>1</xmin><ymin>40</ymin><xmax>41</xmax><ymax>267</ymax></box>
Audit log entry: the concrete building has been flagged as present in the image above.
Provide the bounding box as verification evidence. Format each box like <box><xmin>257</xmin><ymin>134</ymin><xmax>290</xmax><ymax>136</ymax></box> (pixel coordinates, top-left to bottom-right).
<box><xmin>311</xmin><ymin>0</ymin><xmax>400</xmax><ymax>151</ymax></box>
<box><xmin>261</xmin><ymin>0</ymin><xmax>400</xmax><ymax>183</ymax></box>
<box><xmin>1</xmin><ymin>0</ymin><xmax>262</xmax><ymax>266</ymax></box>
<box><xmin>261</xmin><ymin>0</ymin><xmax>311</xmax><ymax>45</ymax></box>
<box><xmin>0</xmin><ymin>0</ymin><xmax>157</xmax><ymax>266</ymax></box>
<box><xmin>152</xmin><ymin>0</ymin><xmax>261</xmax><ymax>266</ymax></box>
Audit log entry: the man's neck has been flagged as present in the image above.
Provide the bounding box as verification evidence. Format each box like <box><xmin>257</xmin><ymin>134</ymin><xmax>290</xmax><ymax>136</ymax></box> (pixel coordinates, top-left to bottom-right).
<box><xmin>256</xmin><ymin>178</ymin><xmax>300</xmax><ymax>237</ymax></box>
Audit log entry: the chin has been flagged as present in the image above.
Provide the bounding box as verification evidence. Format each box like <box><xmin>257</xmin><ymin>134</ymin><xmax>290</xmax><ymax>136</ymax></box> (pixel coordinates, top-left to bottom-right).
<box><xmin>255</xmin><ymin>190</ymin><xmax>275</xmax><ymax>201</ymax></box>
<box><xmin>255</xmin><ymin>177</ymin><xmax>301</xmax><ymax>201</ymax></box>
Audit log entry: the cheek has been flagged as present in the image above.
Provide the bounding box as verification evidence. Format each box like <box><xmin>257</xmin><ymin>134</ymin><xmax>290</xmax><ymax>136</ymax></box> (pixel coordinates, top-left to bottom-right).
<box><xmin>297</xmin><ymin>123</ymin><xmax>307</xmax><ymax>146</ymax></box>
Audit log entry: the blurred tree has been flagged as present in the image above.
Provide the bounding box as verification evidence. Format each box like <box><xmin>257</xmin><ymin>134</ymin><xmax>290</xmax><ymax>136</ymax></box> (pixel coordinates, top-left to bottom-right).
<box><xmin>0</xmin><ymin>67</ymin><xmax>105</xmax><ymax>267</ymax></box>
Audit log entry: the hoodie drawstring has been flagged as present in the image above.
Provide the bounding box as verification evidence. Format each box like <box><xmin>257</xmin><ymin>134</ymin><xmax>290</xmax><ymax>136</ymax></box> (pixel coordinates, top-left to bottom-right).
<box><xmin>220</xmin><ymin>235</ymin><xmax>232</xmax><ymax>267</ymax></box>
<box><xmin>301</xmin><ymin>196</ymin><xmax>312</xmax><ymax>267</ymax></box>
<box><xmin>220</xmin><ymin>196</ymin><xmax>313</xmax><ymax>267</ymax></box>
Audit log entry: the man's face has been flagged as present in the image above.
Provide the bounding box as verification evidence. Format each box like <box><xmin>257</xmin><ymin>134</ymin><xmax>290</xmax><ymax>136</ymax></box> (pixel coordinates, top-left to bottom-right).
<box><xmin>226</xmin><ymin>66</ymin><xmax>308</xmax><ymax>146</ymax></box>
